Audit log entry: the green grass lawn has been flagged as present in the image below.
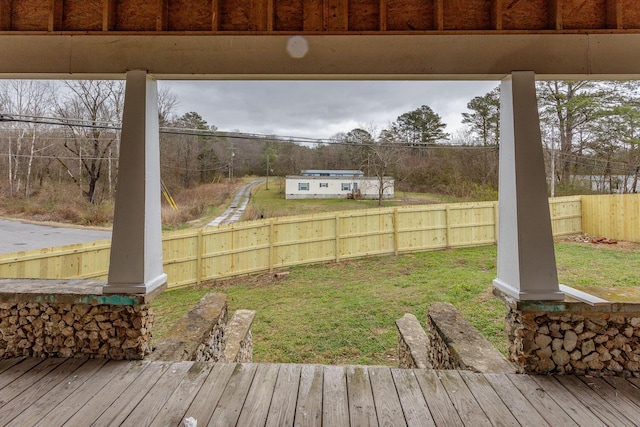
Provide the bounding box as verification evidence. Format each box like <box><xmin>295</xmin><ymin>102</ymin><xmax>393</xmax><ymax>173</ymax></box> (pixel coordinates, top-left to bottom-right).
<box><xmin>152</xmin><ymin>241</ymin><xmax>640</xmax><ymax>366</ymax></box>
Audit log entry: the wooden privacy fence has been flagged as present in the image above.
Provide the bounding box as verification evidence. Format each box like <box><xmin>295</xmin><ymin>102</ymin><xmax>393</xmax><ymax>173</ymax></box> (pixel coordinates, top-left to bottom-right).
<box><xmin>581</xmin><ymin>194</ymin><xmax>640</xmax><ymax>243</ymax></box>
<box><xmin>0</xmin><ymin>196</ymin><xmax>583</xmax><ymax>290</ymax></box>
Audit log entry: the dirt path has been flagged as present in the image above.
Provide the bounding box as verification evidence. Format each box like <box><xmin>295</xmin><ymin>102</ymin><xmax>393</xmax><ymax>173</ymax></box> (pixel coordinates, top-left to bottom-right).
<box><xmin>206</xmin><ymin>178</ymin><xmax>265</xmax><ymax>227</ymax></box>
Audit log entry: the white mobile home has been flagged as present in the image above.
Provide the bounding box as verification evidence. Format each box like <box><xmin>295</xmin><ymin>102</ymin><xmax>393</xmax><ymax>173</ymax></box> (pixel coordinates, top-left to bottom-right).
<box><xmin>285</xmin><ymin>170</ymin><xmax>394</xmax><ymax>200</ymax></box>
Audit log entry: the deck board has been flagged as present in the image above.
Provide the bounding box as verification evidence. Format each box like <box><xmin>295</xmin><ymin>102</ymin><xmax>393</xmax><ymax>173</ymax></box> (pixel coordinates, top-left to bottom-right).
<box><xmin>295</xmin><ymin>364</ymin><xmax>323</xmax><ymax>427</ymax></box>
<box><xmin>0</xmin><ymin>357</ymin><xmax>43</xmax><ymax>390</ymax></box>
<box><xmin>346</xmin><ymin>365</ymin><xmax>379</xmax><ymax>427</ymax></box>
<box><xmin>321</xmin><ymin>364</ymin><xmax>349</xmax><ymax>426</ymax></box>
<box><xmin>91</xmin><ymin>361</ymin><xmax>171</xmax><ymax>427</ymax></box>
<box><xmin>183</xmin><ymin>362</ymin><xmax>236</xmax><ymax>424</ymax></box>
<box><xmin>63</xmin><ymin>360</ymin><xmax>152</xmax><ymax>427</ymax></box>
<box><xmin>208</xmin><ymin>363</ymin><xmax>258</xmax><ymax>427</ymax></box>
<box><xmin>121</xmin><ymin>361</ymin><xmax>193</xmax><ymax>427</ymax></box>
<box><xmin>458</xmin><ymin>370</ymin><xmax>520</xmax><ymax>427</ymax></box>
<box><xmin>33</xmin><ymin>359</ymin><xmax>123</xmax><ymax>427</ymax></box>
<box><xmin>414</xmin><ymin>370</ymin><xmax>464</xmax><ymax>426</ymax></box>
<box><xmin>506</xmin><ymin>373</ymin><xmax>579</xmax><ymax>427</ymax></box>
<box><xmin>578</xmin><ymin>376</ymin><xmax>640</xmax><ymax>424</ymax></box>
<box><xmin>0</xmin><ymin>357</ymin><xmax>25</xmax><ymax>375</ymax></box>
<box><xmin>148</xmin><ymin>361</ymin><xmax>213</xmax><ymax>427</ymax></box>
<box><xmin>390</xmin><ymin>368</ymin><xmax>434</xmax><ymax>427</ymax></box>
<box><xmin>437</xmin><ymin>370</ymin><xmax>493</xmax><ymax>427</ymax></box>
<box><xmin>0</xmin><ymin>358</ymin><xmax>85</xmax><ymax>426</ymax></box>
<box><xmin>9</xmin><ymin>358</ymin><xmax>107</xmax><ymax>426</ymax></box>
<box><xmin>0</xmin><ymin>358</ymin><xmax>638</xmax><ymax>426</ymax></box>
<box><xmin>561</xmin><ymin>375</ymin><xmax>639</xmax><ymax>427</ymax></box>
<box><xmin>266</xmin><ymin>363</ymin><xmax>302</xmax><ymax>426</ymax></box>
<box><xmin>236</xmin><ymin>363</ymin><xmax>280</xmax><ymax>426</ymax></box>
<box><xmin>0</xmin><ymin>357</ymin><xmax>66</xmax><ymax>408</ymax></box>
<box><xmin>602</xmin><ymin>376</ymin><xmax>640</xmax><ymax>408</ymax></box>
<box><xmin>369</xmin><ymin>367</ymin><xmax>407</xmax><ymax>427</ymax></box>
<box><xmin>483</xmin><ymin>373</ymin><xmax>551</xmax><ymax>427</ymax></box>
<box><xmin>528</xmin><ymin>374</ymin><xmax>606</xmax><ymax>427</ymax></box>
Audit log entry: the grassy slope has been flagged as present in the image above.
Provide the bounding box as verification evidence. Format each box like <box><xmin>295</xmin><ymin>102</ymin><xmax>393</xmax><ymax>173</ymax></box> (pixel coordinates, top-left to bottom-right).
<box><xmin>153</xmin><ymin>242</ymin><xmax>640</xmax><ymax>366</ymax></box>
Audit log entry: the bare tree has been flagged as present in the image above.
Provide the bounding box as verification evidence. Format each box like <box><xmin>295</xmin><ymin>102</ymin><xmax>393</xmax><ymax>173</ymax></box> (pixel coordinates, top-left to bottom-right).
<box><xmin>367</xmin><ymin>129</ymin><xmax>407</xmax><ymax>206</ymax></box>
<box><xmin>56</xmin><ymin>80</ymin><xmax>124</xmax><ymax>203</ymax></box>
<box><xmin>0</xmin><ymin>80</ymin><xmax>55</xmax><ymax>197</ymax></box>
<box><xmin>537</xmin><ymin>81</ymin><xmax>600</xmax><ymax>185</ymax></box>
<box><xmin>158</xmin><ymin>86</ymin><xmax>179</xmax><ymax>126</ymax></box>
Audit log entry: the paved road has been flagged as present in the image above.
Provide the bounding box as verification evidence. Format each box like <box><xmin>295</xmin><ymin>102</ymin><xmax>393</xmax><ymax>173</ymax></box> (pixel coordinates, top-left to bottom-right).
<box><xmin>0</xmin><ymin>179</ymin><xmax>263</xmax><ymax>254</ymax></box>
<box><xmin>206</xmin><ymin>178</ymin><xmax>266</xmax><ymax>227</ymax></box>
<box><xmin>0</xmin><ymin>219</ymin><xmax>111</xmax><ymax>254</ymax></box>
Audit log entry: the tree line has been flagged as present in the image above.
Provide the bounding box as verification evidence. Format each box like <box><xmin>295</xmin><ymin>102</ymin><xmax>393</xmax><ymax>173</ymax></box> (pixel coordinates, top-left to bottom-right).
<box><xmin>1</xmin><ymin>80</ymin><xmax>639</xmax><ymax>210</ymax></box>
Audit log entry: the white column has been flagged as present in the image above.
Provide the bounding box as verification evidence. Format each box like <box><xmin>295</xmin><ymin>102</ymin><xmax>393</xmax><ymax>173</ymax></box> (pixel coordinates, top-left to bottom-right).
<box><xmin>493</xmin><ymin>71</ymin><xmax>563</xmax><ymax>301</ymax></box>
<box><xmin>104</xmin><ymin>70</ymin><xmax>167</xmax><ymax>294</ymax></box>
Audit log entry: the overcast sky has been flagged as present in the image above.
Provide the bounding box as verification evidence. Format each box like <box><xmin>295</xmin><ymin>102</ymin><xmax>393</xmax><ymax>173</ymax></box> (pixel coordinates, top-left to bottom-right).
<box><xmin>160</xmin><ymin>80</ymin><xmax>500</xmax><ymax>140</ymax></box>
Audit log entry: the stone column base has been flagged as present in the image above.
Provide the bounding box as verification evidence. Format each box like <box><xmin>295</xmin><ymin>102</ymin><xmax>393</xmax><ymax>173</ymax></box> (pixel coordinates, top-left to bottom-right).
<box><xmin>496</xmin><ymin>289</ymin><xmax>640</xmax><ymax>377</ymax></box>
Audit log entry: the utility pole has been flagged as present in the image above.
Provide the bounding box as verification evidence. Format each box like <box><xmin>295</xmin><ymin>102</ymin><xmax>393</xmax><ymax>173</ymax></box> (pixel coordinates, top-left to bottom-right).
<box><xmin>229</xmin><ymin>142</ymin><xmax>234</xmax><ymax>181</ymax></box>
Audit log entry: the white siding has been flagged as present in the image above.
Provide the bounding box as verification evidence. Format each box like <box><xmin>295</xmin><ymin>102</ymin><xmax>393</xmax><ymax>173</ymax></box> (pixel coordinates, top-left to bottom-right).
<box><xmin>285</xmin><ymin>176</ymin><xmax>394</xmax><ymax>199</ymax></box>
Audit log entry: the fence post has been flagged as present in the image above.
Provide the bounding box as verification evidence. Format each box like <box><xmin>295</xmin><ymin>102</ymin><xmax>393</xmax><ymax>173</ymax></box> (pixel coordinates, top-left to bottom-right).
<box><xmin>230</xmin><ymin>225</ymin><xmax>235</xmax><ymax>273</ymax></box>
<box><xmin>197</xmin><ymin>229</ymin><xmax>203</xmax><ymax>286</ymax></box>
<box><xmin>445</xmin><ymin>205</ymin><xmax>451</xmax><ymax>247</ymax></box>
<box><xmin>580</xmin><ymin>195</ymin><xmax>586</xmax><ymax>236</ymax></box>
<box><xmin>393</xmin><ymin>208</ymin><xmax>399</xmax><ymax>256</ymax></box>
<box><xmin>335</xmin><ymin>213</ymin><xmax>341</xmax><ymax>262</ymax></box>
<box><xmin>269</xmin><ymin>219</ymin><xmax>275</xmax><ymax>272</ymax></box>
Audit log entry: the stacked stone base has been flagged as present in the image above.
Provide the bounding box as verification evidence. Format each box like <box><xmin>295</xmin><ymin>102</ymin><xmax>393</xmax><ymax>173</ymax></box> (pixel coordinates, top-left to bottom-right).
<box><xmin>497</xmin><ymin>290</ymin><xmax>640</xmax><ymax>377</ymax></box>
<box><xmin>396</xmin><ymin>304</ymin><xmax>514</xmax><ymax>373</ymax></box>
<box><xmin>152</xmin><ymin>293</ymin><xmax>255</xmax><ymax>363</ymax></box>
<box><xmin>427</xmin><ymin>302</ymin><xmax>516</xmax><ymax>373</ymax></box>
<box><xmin>0</xmin><ymin>278</ymin><xmax>162</xmax><ymax>360</ymax></box>
<box><xmin>0</xmin><ymin>301</ymin><xmax>153</xmax><ymax>359</ymax></box>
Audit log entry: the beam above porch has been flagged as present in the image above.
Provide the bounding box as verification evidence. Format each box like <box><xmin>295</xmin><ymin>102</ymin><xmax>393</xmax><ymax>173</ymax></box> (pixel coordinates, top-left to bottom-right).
<box><xmin>1</xmin><ymin>34</ymin><xmax>640</xmax><ymax>80</ymax></box>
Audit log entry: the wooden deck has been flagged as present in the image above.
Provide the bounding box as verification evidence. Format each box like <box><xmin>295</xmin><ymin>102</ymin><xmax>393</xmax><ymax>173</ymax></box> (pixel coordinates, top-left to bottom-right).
<box><xmin>1</xmin><ymin>358</ymin><xmax>639</xmax><ymax>426</ymax></box>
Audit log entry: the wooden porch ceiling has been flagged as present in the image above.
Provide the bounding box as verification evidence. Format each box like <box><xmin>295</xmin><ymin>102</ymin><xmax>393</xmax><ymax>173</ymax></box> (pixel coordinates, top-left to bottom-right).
<box><xmin>1</xmin><ymin>1</ymin><xmax>640</xmax><ymax>80</ymax></box>
<box><xmin>1</xmin><ymin>0</ymin><xmax>639</xmax><ymax>34</ymax></box>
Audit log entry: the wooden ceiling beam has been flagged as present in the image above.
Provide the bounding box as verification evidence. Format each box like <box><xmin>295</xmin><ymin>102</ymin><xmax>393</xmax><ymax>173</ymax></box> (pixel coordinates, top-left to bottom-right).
<box><xmin>434</xmin><ymin>0</ymin><xmax>444</xmax><ymax>31</ymax></box>
<box><xmin>606</xmin><ymin>0</ymin><xmax>622</xmax><ymax>29</ymax></box>
<box><xmin>0</xmin><ymin>0</ymin><xmax>11</xmax><ymax>31</ymax></box>
<box><xmin>266</xmin><ymin>0</ymin><xmax>274</xmax><ymax>32</ymax></box>
<box><xmin>380</xmin><ymin>0</ymin><xmax>387</xmax><ymax>31</ymax></box>
<box><xmin>49</xmin><ymin>0</ymin><xmax>63</xmax><ymax>32</ymax></box>
<box><xmin>492</xmin><ymin>0</ymin><xmax>503</xmax><ymax>30</ymax></box>
<box><xmin>548</xmin><ymin>0</ymin><xmax>563</xmax><ymax>30</ymax></box>
<box><xmin>5</xmin><ymin>34</ymin><xmax>640</xmax><ymax>80</ymax></box>
<box><xmin>156</xmin><ymin>0</ymin><xmax>168</xmax><ymax>31</ymax></box>
<box><xmin>103</xmin><ymin>0</ymin><xmax>116</xmax><ymax>31</ymax></box>
<box><xmin>212</xmin><ymin>0</ymin><xmax>220</xmax><ymax>31</ymax></box>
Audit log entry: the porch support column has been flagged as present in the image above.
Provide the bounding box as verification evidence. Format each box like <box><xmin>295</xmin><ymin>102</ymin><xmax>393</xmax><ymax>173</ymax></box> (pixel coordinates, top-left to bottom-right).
<box><xmin>493</xmin><ymin>71</ymin><xmax>563</xmax><ymax>301</ymax></box>
<box><xmin>104</xmin><ymin>70</ymin><xmax>167</xmax><ymax>294</ymax></box>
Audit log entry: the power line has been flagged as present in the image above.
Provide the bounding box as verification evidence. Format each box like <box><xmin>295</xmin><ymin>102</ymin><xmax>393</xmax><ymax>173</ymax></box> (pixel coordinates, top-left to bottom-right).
<box><xmin>2</xmin><ymin>113</ymin><xmax>636</xmax><ymax>168</ymax></box>
<box><xmin>0</xmin><ymin>112</ymin><xmax>496</xmax><ymax>150</ymax></box>
<box><xmin>0</xmin><ymin>153</ymin><xmax>118</xmax><ymax>161</ymax></box>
